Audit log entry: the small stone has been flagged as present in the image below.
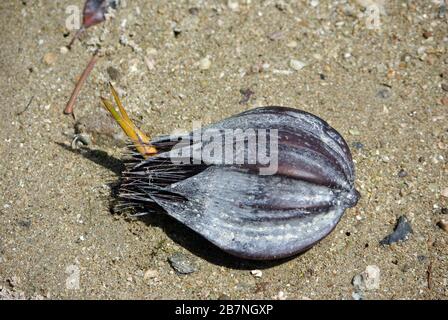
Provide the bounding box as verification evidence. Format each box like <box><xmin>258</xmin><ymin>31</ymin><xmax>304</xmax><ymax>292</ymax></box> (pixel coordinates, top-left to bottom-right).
<box><xmin>422</xmin><ymin>31</ymin><xmax>433</xmax><ymax>39</ymax></box>
<box><xmin>442</xmin><ymin>84</ymin><xmax>448</xmax><ymax>92</ymax></box>
<box><xmin>107</xmin><ymin>66</ymin><xmax>121</xmax><ymax>81</ymax></box>
<box><xmin>168</xmin><ymin>253</ymin><xmax>197</xmax><ymax>275</ymax></box>
<box><xmin>268</xmin><ymin>31</ymin><xmax>284</xmax><ymax>41</ymax></box>
<box><xmin>381</xmin><ymin>155</ymin><xmax>390</xmax><ymax>163</ymax></box>
<box><xmin>310</xmin><ymin>0</ymin><xmax>319</xmax><ymax>7</ymax></box>
<box><xmin>239</xmin><ymin>89</ymin><xmax>255</xmax><ymax>105</ymax></box>
<box><xmin>380</xmin><ymin>216</ymin><xmax>413</xmax><ymax>245</ymax></box>
<box><xmin>352</xmin><ymin>291</ymin><xmax>364</xmax><ymax>300</ymax></box>
<box><xmin>289</xmin><ymin>59</ymin><xmax>306</xmax><ymax>71</ymax></box>
<box><xmin>71</xmin><ymin>134</ymin><xmax>91</xmax><ymax>149</ymax></box>
<box><xmin>441</xmin><ymin>208</ymin><xmax>448</xmax><ymax>215</ymax></box>
<box><xmin>397</xmin><ymin>169</ymin><xmax>408</xmax><ymax>178</ymax></box>
<box><xmin>417</xmin><ymin>255</ymin><xmax>427</xmax><ymax>262</ymax></box>
<box><xmin>387</xmin><ymin>68</ymin><xmax>396</xmax><ymax>79</ymax></box>
<box><xmin>7</xmin><ymin>276</ymin><xmax>20</xmax><ymax>288</ymax></box>
<box><xmin>441</xmin><ymin>97</ymin><xmax>448</xmax><ymax>106</ymax></box>
<box><xmin>349</xmin><ymin>128</ymin><xmax>360</xmax><ymax>136</ymax></box>
<box><xmin>275</xmin><ymin>291</ymin><xmax>287</xmax><ymax>300</ymax></box>
<box><xmin>376</xmin><ymin>87</ymin><xmax>392</xmax><ymax>99</ymax></box>
<box><xmin>144</xmin><ymin>269</ymin><xmax>159</xmax><ymax>280</ymax></box>
<box><xmin>60</xmin><ymin>46</ymin><xmax>69</xmax><ymax>55</ymax></box>
<box><xmin>227</xmin><ymin>0</ymin><xmax>239</xmax><ymax>11</ymax></box>
<box><xmin>250</xmin><ymin>270</ymin><xmax>263</xmax><ymax>278</ymax></box>
<box><xmin>352</xmin><ymin>265</ymin><xmax>380</xmax><ymax>291</ymax></box>
<box><xmin>352</xmin><ymin>141</ymin><xmax>364</xmax><ymax>150</ymax></box>
<box><xmin>198</xmin><ymin>57</ymin><xmax>211</xmax><ymax>70</ymax></box>
<box><xmin>188</xmin><ymin>7</ymin><xmax>199</xmax><ymax>15</ymax></box>
<box><xmin>144</xmin><ymin>56</ymin><xmax>156</xmax><ymax>71</ymax></box>
<box><xmin>441</xmin><ymin>188</ymin><xmax>448</xmax><ymax>198</ymax></box>
<box><xmin>43</xmin><ymin>52</ymin><xmax>57</xmax><ymax>65</ymax></box>
<box><xmin>286</xmin><ymin>41</ymin><xmax>298</xmax><ymax>48</ymax></box>
<box><xmin>437</xmin><ymin>220</ymin><xmax>448</xmax><ymax>232</ymax></box>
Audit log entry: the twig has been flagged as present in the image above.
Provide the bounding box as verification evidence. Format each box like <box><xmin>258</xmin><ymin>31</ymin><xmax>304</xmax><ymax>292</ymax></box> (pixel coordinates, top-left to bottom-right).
<box><xmin>63</xmin><ymin>52</ymin><xmax>100</xmax><ymax>117</ymax></box>
<box><xmin>67</xmin><ymin>27</ymin><xmax>85</xmax><ymax>50</ymax></box>
<box><xmin>427</xmin><ymin>260</ymin><xmax>433</xmax><ymax>290</ymax></box>
<box><xmin>17</xmin><ymin>96</ymin><xmax>34</xmax><ymax>116</ymax></box>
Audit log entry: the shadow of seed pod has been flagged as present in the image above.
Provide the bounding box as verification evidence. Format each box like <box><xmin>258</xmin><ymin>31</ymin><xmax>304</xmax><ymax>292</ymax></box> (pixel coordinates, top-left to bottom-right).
<box><xmin>119</xmin><ymin>107</ymin><xmax>360</xmax><ymax>260</ymax></box>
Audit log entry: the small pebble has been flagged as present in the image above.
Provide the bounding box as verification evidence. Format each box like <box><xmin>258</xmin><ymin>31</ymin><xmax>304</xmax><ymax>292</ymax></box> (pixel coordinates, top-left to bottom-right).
<box><xmin>144</xmin><ymin>56</ymin><xmax>156</xmax><ymax>71</ymax></box>
<box><xmin>422</xmin><ymin>31</ymin><xmax>433</xmax><ymax>39</ymax></box>
<box><xmin>441</xmin><ymin>207</ymin><xmax>448</xmax><ymax>215</ymax></box>
<box><xmin>352</xmin><ymin>265</ymin><xmax>380</xmax><ymax>291</ymax></box>
<box><xmin>352</xmin><ymin>291</ymin><xmax>364</xmax><ymax>300</ymax></box>
<box><xmin>381</xmin><ymin>155</ymin><xmax>390</xmax><ymax>163</ymax></box>
<box><xmin>143</xmin><ymin>269</ymin><xmax>159</xmax><ymax>281</ymax></box>
<box><xmin>352</xmin><ymin>141</ymin><xmax>364</xmax><ymax>150</ymax></box>
<box><xmin>442</xmin><ymin>83</ymin><xmax>448</xmax><ymax>92</ymax></box>
<box><xmin>286</xmin><ymin>41</ymin><xmax>298</xmax><ymax>48</ymax></box>
<box><xmin>268</xmin><ymin>31</ymin><xmax>284</xmax><ymax>41</ymax></box>
<box><xmin>188</xmin><ymin>7</ymin><xmax>199</xmax><ymax>15</ymax></box>
<box><xmin>376</xmin><ymin>87</ymin><xmax>392</xmax><ymax>99</ymax></box>
<box><xmin>380</xmin><ymin>216</ymin><xmax>413</xmax><ymax>245</ymax></box>
<box><xmin>441</xmin><ymin>97</ymin><xmax>448</xmax><ymax>106</ymax></box>
<box><xmin>168</xmin><ymin>253</ymin><xmax>197</xmax><ymax>275</ymax></box>
<box><xmin>107</xmin><ymin>66</ymin><xmax>121</xmax><ymax>81</ymax></box>
<box><xmin>60</xmin><ymin>47</ymin><xmax>69</xmax><ymax>55</ymax></box>
<box><xmin>310</xmin><ymin>0</ymin><xmax>319</xmax><ymax>8</ymax></box>
<box><xmin>239</xmin><ymin>88</ymin><xmax>255</xmax><ymax>105</ymax></box>
<box><xmin>349</xmin><ymin>128</ymin><xmax>360</xmax><ymax>136</ymax></box>
<box><xmin>417</xmin><ymin>255</ymin><xmax>427</xmax><ymax>263</ymax></box>
<box><xmin>198</xmin><ymin>57</ymin><xmax>211</xmax><ymax>70</ymax></box>
<box><xmin>289</xmin><ymin>59</ymin><xmax>306</xmax><ymax>71</ymax></box>
<box><xmin>441</xmin><ymin>188</ymin><xmax>448</xmax><ymax>198</ymax></box>
<box><xmin>437</xmin><ymin>220</ymin><xmax>448</xmax><ymax>232</ymax></box>
<box><xmin>397</xmin><ymin>169</ymin><xmax>408</xmax><ymax>178</ymax></box>
<box><xmin>227</xmin><ymin>0</ymin><xmax>239</xmax><ymax>11</ymax></box>
<box><xmin>43</xmin><ymin>52</ymin><xmax>57</xmax><ymax>65</ymax></box>
<box><xmin>275</xmin><ymin>291</ymin><xmax>287</xmax><ymax>300</ymax></box>
<box><xmin>250</xmin><ymin>270</ymin><xmax>263</xmax><ymax>278</ymax></box>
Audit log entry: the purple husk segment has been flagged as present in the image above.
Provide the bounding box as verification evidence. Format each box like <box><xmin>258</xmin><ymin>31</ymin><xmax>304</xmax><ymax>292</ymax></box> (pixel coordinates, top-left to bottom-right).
<box><xmin>83</xmin><ymin>0</ymin><xmax>109</xmax><ymax>28</ymax></box>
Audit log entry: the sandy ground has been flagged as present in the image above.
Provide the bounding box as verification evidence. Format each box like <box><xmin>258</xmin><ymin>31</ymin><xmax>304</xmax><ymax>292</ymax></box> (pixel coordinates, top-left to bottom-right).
<box><xmin>0</xmin><ymin>0</ymin><xmax>447</xmax><ymax>300</ymax></box>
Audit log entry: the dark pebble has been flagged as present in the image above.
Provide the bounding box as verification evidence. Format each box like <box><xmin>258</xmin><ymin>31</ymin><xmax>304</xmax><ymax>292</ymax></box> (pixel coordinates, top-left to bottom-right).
<box><xmin>239</xmin><ymin>89</ymin><xmax>255</xmax><ymax>105</ymax></box>
<box><xmin>168</xmin><ymin>253</ymin><xmax>197</xmax><ymax>275</ymax></box>
<box><xmin>107</xmin><ymin>66</ymin><xmax>121</xmax><ymax>81</ymax></box>
<box><xmin>441</xmin><ymin>207</ymin><xmax>448</xmax><ymax>215</ymax></box>
<box><xmin>352</xmin><ymin>141</ymin><xmax>364</xmax><ymax>150</ymax></box>
<box><xmin>319</xmin><ymin>73</ymin><xmax>326</xmax><ymax>80</ymax></box>
<box><xmin>18</xmin><ymin>220</ymin><xmax>31</xmax><ymax>228</ymax></box>
<box><xmin>422</xmin><ymin>31</ymin><xmax>432</xmax><ymax>39</ymax></box>
<box><xmin>376</xmin><ymin>87</ymin><xmax>392</xmax><ymax>99</ymax></box>
<box><xmin>380</xmin><ymin>216</ymin><xmax>413</xmax><ymax>245</ymax></box>
<box><xmin>417</xmin><ymin>255</ymin><xmax>427</xmax><ymax>262</ymax></box>
<box><xmin>437</xmin><ymin>220</ymin><xmax>448</xmax><ymax>232</ymax></box>
<box><xmin>188</xmin><ymin>7</ymin><xmax>199</xmax><ymax>15</ymax></box>
<box><xmin>397</xmin><ymin>169</ymin><xmax>408</xmax><ymax>178</ymax></box>
<box><xmin>173</xmin><ymin>28</ymin><xmax>182</xmax><ymax>38</ymax></box>
<box><xmin>442</xmin><ymin>83</ymin><xmax>448</xmax><ymax>92</ymax></box>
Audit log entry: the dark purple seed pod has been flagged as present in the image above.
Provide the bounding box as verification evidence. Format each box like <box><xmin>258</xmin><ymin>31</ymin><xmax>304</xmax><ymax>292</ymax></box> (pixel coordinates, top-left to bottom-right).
<box><xmin>119</xmin><ymin>107</ymin><xmax>360</xmax><ymax>260</ymax></box>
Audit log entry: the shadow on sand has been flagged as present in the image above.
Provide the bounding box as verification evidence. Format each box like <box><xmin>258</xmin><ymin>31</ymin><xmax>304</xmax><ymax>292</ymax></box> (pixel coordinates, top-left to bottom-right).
<box><xmin>57</xmin><ymin>142</ymin><xmax>300</xmax><ymax>270</ymax></box>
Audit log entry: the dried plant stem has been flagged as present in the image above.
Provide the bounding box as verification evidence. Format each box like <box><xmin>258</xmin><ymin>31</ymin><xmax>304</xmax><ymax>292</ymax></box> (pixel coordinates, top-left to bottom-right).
<box><xmin>63</xmin><ymin>52</ymin><xmax>100</xmax><ymax>116</ymax></box>
<box><xmin>67</xmin><ymin>27</ymin><xmax>85</xmax><ymax>50</ymax></box>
